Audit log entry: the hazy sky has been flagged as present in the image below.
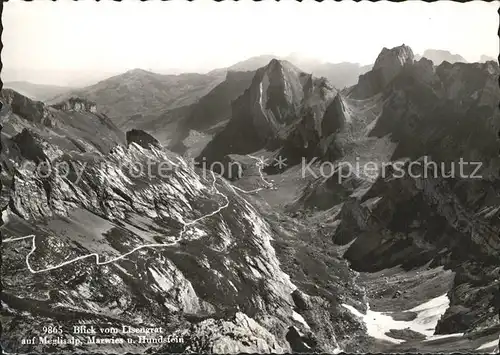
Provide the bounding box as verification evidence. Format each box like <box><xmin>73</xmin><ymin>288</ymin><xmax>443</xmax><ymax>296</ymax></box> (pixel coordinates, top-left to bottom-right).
<box><xmin>3</xmin><ymin>0</ymin><xmax>499</xmax><ymax>85</ymax></box>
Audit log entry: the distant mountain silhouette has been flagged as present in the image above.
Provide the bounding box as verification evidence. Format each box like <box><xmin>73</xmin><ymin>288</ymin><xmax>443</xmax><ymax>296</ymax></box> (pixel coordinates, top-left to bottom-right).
<box><xmin>47</xmin><ymin>68</ymin><xmax>226</xmax><ymax>129</ymax></box>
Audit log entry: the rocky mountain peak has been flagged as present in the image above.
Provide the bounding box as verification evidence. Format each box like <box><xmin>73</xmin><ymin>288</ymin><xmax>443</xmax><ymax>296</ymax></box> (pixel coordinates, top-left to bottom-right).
<box><xmin>1</xmin><ymin>90</ymin><xmax>125</xmax><ymax>159</ymax></box>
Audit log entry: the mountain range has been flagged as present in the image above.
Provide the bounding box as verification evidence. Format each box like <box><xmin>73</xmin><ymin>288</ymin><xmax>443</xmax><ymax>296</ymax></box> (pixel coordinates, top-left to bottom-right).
<box><xmin>9</xmin><ymin>48</ymin><xmax>489</xmax><ymax>136</ymax></box>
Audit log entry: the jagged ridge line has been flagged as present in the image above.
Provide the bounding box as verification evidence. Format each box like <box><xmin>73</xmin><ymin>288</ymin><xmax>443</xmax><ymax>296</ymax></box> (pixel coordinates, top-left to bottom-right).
<box><xmin>2</xmin><ymin>155</ymin><xmax>275</xmax><ymax>274</ymax></box>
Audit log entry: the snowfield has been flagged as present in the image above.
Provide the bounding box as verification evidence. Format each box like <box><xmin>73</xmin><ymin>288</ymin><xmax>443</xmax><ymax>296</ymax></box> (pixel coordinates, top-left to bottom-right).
<box><xmin>342</xmin><ymin>294</ymin><xmax>464</xmax><ymax>344</ymax></box>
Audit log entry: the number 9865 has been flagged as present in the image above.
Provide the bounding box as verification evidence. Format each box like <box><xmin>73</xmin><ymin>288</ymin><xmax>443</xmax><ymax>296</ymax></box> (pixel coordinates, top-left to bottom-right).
<box><xmin>43</xmin><ymin>326</ymin><xmax>63</xmax><ymax>334</ymax></box>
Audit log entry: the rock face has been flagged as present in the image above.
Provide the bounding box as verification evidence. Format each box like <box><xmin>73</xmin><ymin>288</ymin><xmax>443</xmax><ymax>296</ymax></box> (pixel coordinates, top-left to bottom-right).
<box><xmin>350</xmin><ymin>44</ymin><xmax>415</xmax><ymax>99</ymax></box>
<box><xmin>369</xmin><ymin>60</ymin><xmax>500</xmax><ymax>174</ymax></box>
<box><xmin>289</xmin><ymin>45</ymin><xmax>500</xmax><ymax>339</ymax></box>
<box><xmin>0</xmin><ymin>89</ymin><xmax>125</xmax><ymax>156</ymax></box>
<box><xmin>51</xmin><ymin>97</ymin><xmax>97</xmax><ymax>113</ymax></box>
<box><xmin>192</xmin><ymin>45</ymin><xmax>499</xmax><ymax>351</ymax></box>
<box><xmin>11</xmin><ymin>129</ymin><xmax>52</xmax><ymax>163</ymax></box>
<box><xmin>184</xmin><ymin>70</ymin><xmax>256</xmax><ymax>132</ymax></box>
<box><xmin>199</xmin><ymin>59</ymin><xmax>337</xmax><ymax>165</ymax></box>
<box><xmin>250</xmin><ymin>59</ymin><xmax>310</xmax><ymax>134</ymax></box>
<box><xmin>144</xmin><ymin>70</ymin><xmax>256</xmax><ymax>154</ymax></box>
<box><xmin>0</xmin><ymin>89</ymin><xmax>51</xmax><ymax>126</ymax></box>
<box><xmin>227</xmin><ymin>58</ymin><xmax>309</xmax><ymax>144</ymax></box>
<box><xmin>2</xmin><ymin>143</ymin><xmax>302</xmax><ymax>353</ymax></box>
<box><xmin>422</xmin><ymin>49</ymin><xmax>468</xmax><ymax>65</ymax></box>
<box><xmin>126</xmin><ymin>129</ymin><xmax>161</xmax><ymax>149</ymax></box>
<box><xmin>2</xmin><ymin>44</ymin><xmax>499</xmax><ymax>354</ymax></box>
<box><xmin>301</xmin><ymin>62</ymin><xmax>373</xmax><ymax>90</ymax></box>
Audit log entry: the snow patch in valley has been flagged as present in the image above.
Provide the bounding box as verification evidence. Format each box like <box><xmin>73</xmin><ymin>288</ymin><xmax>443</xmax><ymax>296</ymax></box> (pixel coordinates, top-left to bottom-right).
<box><xmin>342</xmin><ymin>294</ymin><xmax>455</xmax><ymax>344</ymax></box>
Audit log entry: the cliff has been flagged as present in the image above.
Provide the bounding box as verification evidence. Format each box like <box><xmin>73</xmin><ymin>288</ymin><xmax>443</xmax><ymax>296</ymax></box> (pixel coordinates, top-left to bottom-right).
<box><xmin>51</xmin><ymin>97</ymin><xmax>98</xmax><ymax>113</ymax></box>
